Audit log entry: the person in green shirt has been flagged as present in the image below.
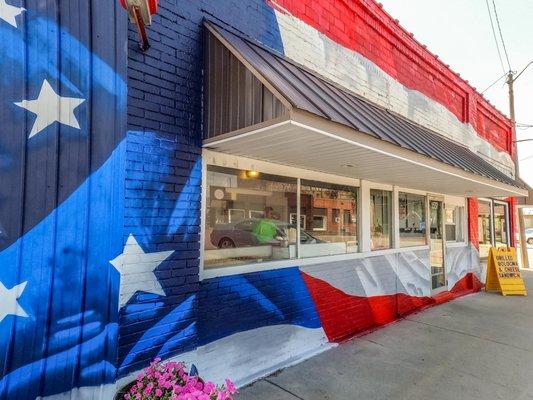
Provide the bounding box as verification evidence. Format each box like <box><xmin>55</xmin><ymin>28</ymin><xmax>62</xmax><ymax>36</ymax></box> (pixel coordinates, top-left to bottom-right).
<box><xmin>252</xmin><ymin>218</ymin><xmax>279</xmax><ymax>243</ymax></box>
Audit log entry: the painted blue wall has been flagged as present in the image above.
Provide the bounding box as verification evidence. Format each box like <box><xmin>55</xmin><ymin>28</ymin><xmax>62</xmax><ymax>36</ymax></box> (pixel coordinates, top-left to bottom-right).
<box><xmin>119</xmin><ymin>0</ymin><xmax>288</xmax><ymax>378</ymax></box>
<box><xmin>0</xmin><ymin>0</ymin><xmax>127</xmax><ymax>398</ymax></box>
<box><xmin>0</xmin><ymin>0</ymin><xmax>293</xmax><ymax>397</ymax></box>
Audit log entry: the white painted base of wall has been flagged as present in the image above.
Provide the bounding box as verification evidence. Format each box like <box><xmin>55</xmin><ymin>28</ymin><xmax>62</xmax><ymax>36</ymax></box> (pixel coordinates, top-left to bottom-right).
<box><xmin>39</xmin><ymin>384</ymin><xmax>117</xmax><ymax>400</ymax></box>
<box><xmin>117</xmin><ymin>324</ymin><xmax>333</xmax><ymax>391</ymax></box>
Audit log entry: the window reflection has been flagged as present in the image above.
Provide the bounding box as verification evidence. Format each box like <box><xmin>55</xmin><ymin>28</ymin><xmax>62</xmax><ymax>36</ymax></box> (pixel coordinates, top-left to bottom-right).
<box><xmin>445</xmin><ymin>206</ymin><xmax>464</xmax><ymax>242</ymax></box>
<box><xmin>493</xmin><ymin>203</ymin><xmax>509</xmax><ymax>247</ymax></box>
<box><xmin>300</xmin><ymin>181</ymin><xmax>358</xmax><ymax>258</ymax></box>
<box><xmin>205</xmin><ymin>166</ymin><xmax>298</xmax><ymax>268</ymax></box>
<box><xmin>399</xmin><ymin>192</ymin><xmax>426</xmax><ymax>247</ymax></box>
<box><xmin>478</xmin><ymin>200</ymin><xmax>492</xmax><ymax>258</ymax></box>
<box><xmin>370</xmin><ymin>189</ymin><xmax>392</xmax><ymax>250</ymax></box>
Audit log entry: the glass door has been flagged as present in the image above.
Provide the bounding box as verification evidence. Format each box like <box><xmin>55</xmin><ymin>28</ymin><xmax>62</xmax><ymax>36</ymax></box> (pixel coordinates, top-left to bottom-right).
<box><xmin>429</xmin><ymin>197</ymin><xmax>446</xmax><ymax>292</ymax></box>
<box><xmin>493</xmin><ymin>201</ymin><xmax>510</xmax><ymax>247</ymax></box>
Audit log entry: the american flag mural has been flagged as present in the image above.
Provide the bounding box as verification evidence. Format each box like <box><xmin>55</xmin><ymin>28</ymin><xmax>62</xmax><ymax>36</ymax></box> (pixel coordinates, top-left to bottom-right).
<box><xmin>0</xmin><ymin>0</ymin><xmax>510</xmax><ymax>399</ymax></box>
<box><xmin>0</xmin><ymin>0</ymin><xmax>127</xmax><ymax>398</ymax></box>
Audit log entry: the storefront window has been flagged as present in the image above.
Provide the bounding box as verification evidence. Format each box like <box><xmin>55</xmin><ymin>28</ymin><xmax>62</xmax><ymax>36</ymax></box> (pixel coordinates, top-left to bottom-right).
<box><xmin>204</xmin><ymin>166</ymin><xmax>297</xmax><ymax>268</ymax></box>
<box><xmin>445</xmin><ymin>206</ymin><xmax>465</xmax><ymax>242</ymax></box>
<box><xmin>300</xmin><ymin>181</ymin><xmax>358</xmax><ymax>258</ymax></box>
<box><xmin>399</xmin><ymin>192</ymin><xmax>426</xmax><ymax>247</ymax></box>
<box><xmin>370</xmin><ymin>189</ymin><xmax>392</xmax><ymax>250</ymax></box>
<box><xmin>493</xmin><ymin>202</ymin><xmax>509</xmax><ymax>247</ymax></box>
<box><xmin>478</xmin><ymin>200</ymin><xmax>492</xmax><ymax>258</ymax></box>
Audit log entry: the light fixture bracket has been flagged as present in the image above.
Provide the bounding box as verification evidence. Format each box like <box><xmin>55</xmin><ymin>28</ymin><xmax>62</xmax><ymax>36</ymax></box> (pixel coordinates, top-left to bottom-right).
<box><xmin>120</xmin><ymin>0</ymin><xmax>158</xmax><ymax>51</ymax></box>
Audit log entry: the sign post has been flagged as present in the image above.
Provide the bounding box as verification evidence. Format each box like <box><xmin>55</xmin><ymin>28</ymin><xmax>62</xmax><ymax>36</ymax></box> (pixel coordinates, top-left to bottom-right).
<box><xmin>486</xmin><ymin>247</ymin><xmax>527</xmax><ymax>296</ymax></box>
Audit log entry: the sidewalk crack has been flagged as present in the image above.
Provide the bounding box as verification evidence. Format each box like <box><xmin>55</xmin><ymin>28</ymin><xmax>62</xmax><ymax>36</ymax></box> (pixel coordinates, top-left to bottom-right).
<box><xmin>264</xmin><ymin>378</ymin><xmax>307</xmax><ymax>400</ymax></box>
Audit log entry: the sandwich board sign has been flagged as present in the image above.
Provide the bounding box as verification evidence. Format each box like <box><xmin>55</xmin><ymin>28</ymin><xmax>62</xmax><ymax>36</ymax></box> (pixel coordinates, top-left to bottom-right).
<box><xmin>485</xmin><ymin>247</ymin><xmax>527</xmax><ymax>296</ymax></box>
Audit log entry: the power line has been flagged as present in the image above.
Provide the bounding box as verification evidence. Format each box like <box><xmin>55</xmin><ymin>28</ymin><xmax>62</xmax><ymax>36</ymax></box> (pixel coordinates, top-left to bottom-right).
<box><xmin>481</xmin><ymin>71</ymin><xmax>508</xmax><ymax>94</ymax></box>
<box><xmin>485</xmin><ymin>0</ymin><xmax>506</xmax><ymax>73</ymax></box>
<box><xmin>492</xmin><ymin>0</ymin><xmax>512</xmax><ymax>71</ymax></box>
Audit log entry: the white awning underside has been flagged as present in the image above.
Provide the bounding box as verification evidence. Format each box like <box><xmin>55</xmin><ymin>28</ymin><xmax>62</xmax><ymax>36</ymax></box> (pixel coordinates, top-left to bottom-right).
<box><xmin>204</xmin><ymin>117</ymin><xmax>527</xmax><ymax>198</ymax></box>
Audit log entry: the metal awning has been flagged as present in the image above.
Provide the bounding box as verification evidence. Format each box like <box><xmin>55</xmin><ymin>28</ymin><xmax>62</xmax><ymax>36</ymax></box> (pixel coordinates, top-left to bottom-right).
<box><xmin>203</xmin><ymin>22</ymin><xmax>528</xmax><ymax>198</ymax></box>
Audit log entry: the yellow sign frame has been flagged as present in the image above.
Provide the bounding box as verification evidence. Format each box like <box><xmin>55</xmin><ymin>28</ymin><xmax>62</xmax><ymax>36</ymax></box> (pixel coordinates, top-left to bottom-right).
<box><xmin>485</xmin><ymin>247</ymin><xmax>527</xmax><ymax>296</ymax></box>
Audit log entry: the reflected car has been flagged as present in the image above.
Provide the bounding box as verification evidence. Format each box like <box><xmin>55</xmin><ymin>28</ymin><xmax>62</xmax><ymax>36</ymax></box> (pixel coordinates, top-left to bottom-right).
<box><xmin>527</xmin><ymin>228</ymin><xmax>533</xmax><ymax>245</ymax></box>
<box><xmin>517</xmin><ymin>228</ymin><xmax>533</xmax><ymax>246</ymax></box>
<box><xmin>210</xmin><ymin>219</ymin><xmax>322</xmax><ymax>248</ymax></box>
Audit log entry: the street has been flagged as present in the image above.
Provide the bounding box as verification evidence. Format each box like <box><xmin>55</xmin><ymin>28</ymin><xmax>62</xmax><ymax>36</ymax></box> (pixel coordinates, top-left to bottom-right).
<box><xmin>239</xmin><ymin>270</ymin><xmax>533</xmax><ymax>400</ymax></box>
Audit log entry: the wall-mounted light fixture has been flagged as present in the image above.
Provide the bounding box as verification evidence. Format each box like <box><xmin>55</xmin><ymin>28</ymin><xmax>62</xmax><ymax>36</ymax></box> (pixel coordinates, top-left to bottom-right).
<box><xmin>120</xmin><ymin>0</ymin><xmax>158</xmax><ymax>51</ymax></box>
<box><xmin>245</xmin><ymin>170</ymin><xmax>260</xmax><ymax>179</ymax></box>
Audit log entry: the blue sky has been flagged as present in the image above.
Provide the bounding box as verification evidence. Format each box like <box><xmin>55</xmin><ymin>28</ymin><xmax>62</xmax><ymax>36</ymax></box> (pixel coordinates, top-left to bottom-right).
<box><xmin>380</xmin><ymin>0</ymin><xmax>533</xmax><ymax>186</ymax></box>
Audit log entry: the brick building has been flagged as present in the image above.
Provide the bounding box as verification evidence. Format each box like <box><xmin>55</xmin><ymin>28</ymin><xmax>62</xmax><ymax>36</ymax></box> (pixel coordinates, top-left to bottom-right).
<box><xmin>0</xmin><ymin>0</ymin><xmax>527</xmax><ymax>399</ymax></box>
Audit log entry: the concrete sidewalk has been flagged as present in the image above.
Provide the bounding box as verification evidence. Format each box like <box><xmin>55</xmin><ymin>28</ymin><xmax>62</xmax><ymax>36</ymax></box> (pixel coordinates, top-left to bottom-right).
<box><xmin>238</xmin><ymin>270</ymin><xmax>533</xmax><ymax>400</ymax></box>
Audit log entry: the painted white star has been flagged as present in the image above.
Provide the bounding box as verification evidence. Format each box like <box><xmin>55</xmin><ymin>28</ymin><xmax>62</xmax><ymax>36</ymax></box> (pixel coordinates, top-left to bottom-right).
<box><xmin>0</xmin><ymin>280</ymin><xmax>28</xmax><ymax>323</ymax></box>
<box><xmin>0</xmin><ymin>0</ymin><xmax>24</xmax><ymax>28</ymax></box>
<box><xmin>110</xmin><ymin>234</ymin><xmax>174</xmax><ymax>309</ymax></box>
<box><xmin>14</xmin><ymin>80</ymin><xmax>85</xmax><ymax>139</ymax></box>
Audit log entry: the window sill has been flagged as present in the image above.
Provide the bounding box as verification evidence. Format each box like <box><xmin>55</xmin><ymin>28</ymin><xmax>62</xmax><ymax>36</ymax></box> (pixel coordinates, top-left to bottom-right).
<box><xmin>200</xmin><ymin>245</ymin><xmax>430</xmax><ymax>280</ymax></box>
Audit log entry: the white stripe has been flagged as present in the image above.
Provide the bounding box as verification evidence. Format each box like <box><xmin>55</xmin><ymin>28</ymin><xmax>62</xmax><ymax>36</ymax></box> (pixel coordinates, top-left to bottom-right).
<box><xmin>117</xmin><ymin>325</ymin><xmax>332</xmax><ymax>390</ymax></box>
<box><xmin>273</xmin><ymin>11</ymin><xmax>514</xmax><ymax>176</ymax></box>
<box><xmin>301</xmin><ymin>250</ymin><xmax>432</xmax><ymax>297</ymax></box>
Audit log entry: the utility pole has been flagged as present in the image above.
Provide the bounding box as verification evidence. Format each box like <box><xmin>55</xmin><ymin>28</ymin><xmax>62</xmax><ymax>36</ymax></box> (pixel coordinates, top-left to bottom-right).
<box><xmin>507</xmin><ymin>70</ymin><xmax>530</xmax><ymax>268</ymax></box>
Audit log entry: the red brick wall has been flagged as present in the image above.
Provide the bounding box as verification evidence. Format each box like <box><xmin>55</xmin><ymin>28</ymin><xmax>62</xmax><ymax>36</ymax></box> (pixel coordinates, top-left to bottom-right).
<box><xmin>270</xmin><ymin>0</ymin><xmax>514</xmax><ymax>158</ymax></box>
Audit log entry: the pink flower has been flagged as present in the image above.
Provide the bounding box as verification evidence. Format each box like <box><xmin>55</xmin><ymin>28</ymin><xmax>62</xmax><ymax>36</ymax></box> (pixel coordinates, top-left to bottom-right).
<box><xmin>216</xmin><ymin>392</ymin><xmax>228</xmax><ymax>400</ymax></box>
<box><xmin>225</xmin><ymin>379</ymin><xmax>237</xmax><ymax>395</ymax></box>
<box><xmin>203</xmin><ymin>381</ymin><xmax>215</xmax><ymax>394</ymax></box>
<box><xmin>123</xmin><ymin>358</ymin><xmax>235</xmax><ymax>400</ymax></box>
<box><xmin>144</xmin><ymin>382</ymin><xmax>154</xmax><ymax>396</ymax></box>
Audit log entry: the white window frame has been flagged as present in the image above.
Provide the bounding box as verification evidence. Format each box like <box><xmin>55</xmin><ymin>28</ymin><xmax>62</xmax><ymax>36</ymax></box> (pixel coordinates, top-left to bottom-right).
<box><xmin>312</xmin><ymin>214</ymin><xmax>327</xmax><ymax>231</ymax></box>
<box><xmin>289</xmin><ymin>213</ymin><xmax>306</xmax><ymax>229</ymax></box>
<box><xmin>228</xmin><ymin>208</ymin><xmax>245</xmax><ymax>223</ymax></box>
<box><xmin>478</xmin><ymin>197</ymin><xmax>511</xmax><ymax>248</ymax></box>
<box><xmin>249</xmin><ymin>210</ymin><xmax>265</xmax><ymax>219</ymax></box>
<box><xmin>200</xmin><ymin>151</ymin><xmax>467</xmax><ymax>280</ymax></box>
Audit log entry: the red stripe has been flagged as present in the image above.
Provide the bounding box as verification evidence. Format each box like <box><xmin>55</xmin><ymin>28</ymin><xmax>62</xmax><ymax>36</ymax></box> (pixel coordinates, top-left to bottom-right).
<box><xmin>270</xmin><ymin>0</ymin><xmax>513</xmax><ymax>156</ymax></box>
<box><xmin>301</xmin><ymin>272</ymin><xmax>432</xmax><ymax>342</ymax></box>
<box><xmin>302</xmin><ymin>271</ymin><xmax>482</xmax><ymax>342</ymax></box>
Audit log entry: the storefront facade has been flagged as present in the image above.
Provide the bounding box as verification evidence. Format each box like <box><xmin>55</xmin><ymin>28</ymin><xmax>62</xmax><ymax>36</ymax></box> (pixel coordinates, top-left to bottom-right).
<box><xmin>0</xmin><ymin>0</ymin><xmax>527</xmax><ymax>399</ymax></box>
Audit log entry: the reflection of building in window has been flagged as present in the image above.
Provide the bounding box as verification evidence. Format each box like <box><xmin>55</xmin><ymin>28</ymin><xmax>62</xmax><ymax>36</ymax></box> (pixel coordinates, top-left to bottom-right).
<box><xmin>228</xmin><ymin>209</ymin><xmax>245</xmax><ymax>223</ymax></box>
<box><xmin>289</xmin><ymin>213</ymin><xmax>306</xmax><ymax>229</ymax></box>
<box><xmin>205</xmin><ymin>165</ymin><xmax>298</xmax><ymax>268</ymax></box>
<box><xmin>477</xmin><ymin>199</ymin><xmax>510</xmax><ymax>258</ymax></box>
<box><xmin>445</xmin><ymin>206</ymin><xmax>464</xmax><ymax>242</ymax></box>
<box><xmin>478</xmin><ymin>200</ymin><xmax>492</xmax><ymax>258</ymax></box>
<box><xmin>249</xmin><ymin>210</ymin><xmax>265</xmax><ymax>219</ymax></box>
<box><xmin>399</xmin><ymin>192</ymin><xmax>426</xmax><ymax>247</ymax></box>
<box><xmin>493</xmin><ymin>203</ymin><xmax>508</xmax><ymax>246</ymax></box>
<box><xmin>300</xmin><ymin>181</ymin><xmax>358</xmax><ymax>258</ymax></box>
<box><xmin>312</xmin><ymin>212</ymin><xmax>327</xmax><ymax>231</ymax></box>
<box><xmin>370</xmin><ymin>189</ymin><xmax>392</xmax><ymax>250</ymax></box>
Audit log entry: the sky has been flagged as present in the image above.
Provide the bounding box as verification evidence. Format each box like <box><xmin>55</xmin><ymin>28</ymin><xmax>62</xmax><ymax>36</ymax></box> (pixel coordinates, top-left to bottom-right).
<box><xmin>379</xmin><ymin>0</ymin><xmax>533</xmax><ymax>186</ymax></box>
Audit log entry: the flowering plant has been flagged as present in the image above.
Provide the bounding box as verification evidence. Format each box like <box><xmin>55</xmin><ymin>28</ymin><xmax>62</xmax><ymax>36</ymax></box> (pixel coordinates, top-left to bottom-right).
<box><xmin>122</xmin><ymin>358</ymin><xmax>237</xmax><ymax>400</ymax></box>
